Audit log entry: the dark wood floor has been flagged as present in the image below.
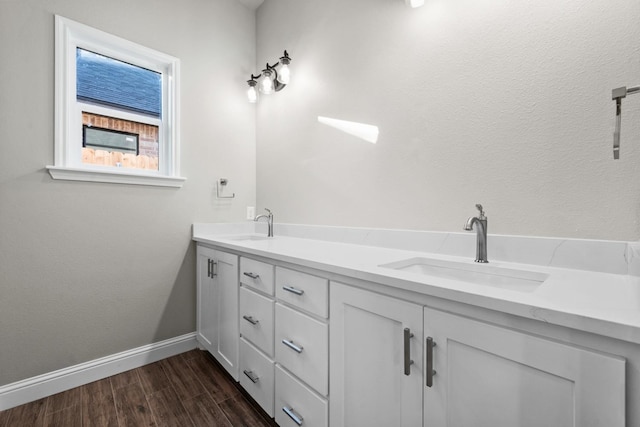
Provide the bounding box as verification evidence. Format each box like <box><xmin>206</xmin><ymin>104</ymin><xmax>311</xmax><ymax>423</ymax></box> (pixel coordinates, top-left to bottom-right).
<box><xmin>0</xmin><ymin>349</ymin><xmax>277</xmax><ymax>427</ymax></box>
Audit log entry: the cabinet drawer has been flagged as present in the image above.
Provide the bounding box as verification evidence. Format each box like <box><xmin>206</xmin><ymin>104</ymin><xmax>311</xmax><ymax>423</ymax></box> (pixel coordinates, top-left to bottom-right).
<box><xmin>275</xmin><ymin>303</ymin><xmax>328</xmax><ymax>395</ymax></box>
<box><xmin>239</xmin><ymin>339</ymin><xmax>275</xmax><ymax>417</ymax></box>
<box><xmin>240</xmin><ymin>286</ymin><xmax>275</xmax><ymax>356</ymax></box>
<box><xmin>276</xmin><ymin>267</ymin><xmax>328</xmax><ymax>318</ymax></box>
<box><xmin>275</xmin><ymin>364</ymin><xmax>328</xmax><ymax>427</ymax></box>
<box><xmin>240</xmin><ymin>258</ymin><xmax>275</xmax><ymax>295</ymax></box>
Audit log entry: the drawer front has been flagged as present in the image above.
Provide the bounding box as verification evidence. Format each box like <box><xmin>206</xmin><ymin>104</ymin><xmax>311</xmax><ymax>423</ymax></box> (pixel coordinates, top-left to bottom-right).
<box><xmin>276</xmin><ymin>267</ymin><xmax>328</xmax><ymax>318</ymax></box>
<box><xmin>275</xmin><ymin>303</ymin><xmax>328</xmax><ymax>395</ymax></box>
<box><xmin>240</xmin><ymin>286</ymin><xmax>275</xmax><ymax>357</ymax></box>
<box><xmin>240</xmin><ymin>258</ymin><xmax>275</xmax><ymax>295</ymax></box>
<box><xmin>239</xmin><ymin>338</ymin><xmax>275</xmax><ymax>417</ymax></box>
<box><xmin>275</xmin><ymin>364</ymin><xmax>328</xmax><ymax>427</ymax></box>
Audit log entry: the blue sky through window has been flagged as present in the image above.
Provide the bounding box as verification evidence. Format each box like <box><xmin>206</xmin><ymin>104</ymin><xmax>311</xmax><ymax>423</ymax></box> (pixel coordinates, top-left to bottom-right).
<box><xmin>76</xmin><ymin>48</ymin><xmax>161</xmax><ymax>118</ymax></box>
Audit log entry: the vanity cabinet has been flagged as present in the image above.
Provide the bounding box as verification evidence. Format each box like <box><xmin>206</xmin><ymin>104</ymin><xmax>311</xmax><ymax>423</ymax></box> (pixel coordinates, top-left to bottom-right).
<box><xmin>330</xmin><ymin>282</ymin><xmax>424</xmax><ymax>427</ymax></box>
<box><xmin>330</xmin><ymin>282</ymin><xmax>626</xmax><ymax>427</ymax></box>
<box><xmin>423</xmin><ymin>308</ymin><xmax>626</xmax><ymax>427</ymax></box>
<box><xmin>196</xmin><ymin>245</ymin><xmax>239</xmax><ymax>380</ymax></box>
<box><xmin>196</xmin><ymin>241</ymin><xmax>629</xmax><ymax>427</ymax></box>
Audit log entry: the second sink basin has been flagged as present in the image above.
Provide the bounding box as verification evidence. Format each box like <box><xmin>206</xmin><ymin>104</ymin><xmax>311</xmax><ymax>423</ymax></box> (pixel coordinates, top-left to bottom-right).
<box><xmin>380</xmin><ymin>257</ymin><xmax>548</xmax><ymax>292</ymax></box>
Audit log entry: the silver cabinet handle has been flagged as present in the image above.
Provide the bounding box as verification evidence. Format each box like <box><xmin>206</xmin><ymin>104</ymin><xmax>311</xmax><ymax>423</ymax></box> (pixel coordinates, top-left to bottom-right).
<box><xmin>243</xmin><ymin>315</ymin><xmax>259</xmax><ymax>325</ymax></box>
<box><xmin>207</xmin><ymin>259</ymin><xmax>212</xmax><ymax>278</ymax></box>
<box><xmin>243</xmin><ymin>369</ymin><xmax>259</xmax><ymax>384</ymax></box>
<box><xmin>426</xmin><ymin>337</ymin><xmax>436</xmax><ymax>387</ymax></box>
<box><xmin>282</xmin><ymin>406</ymin><xmax>304</xmax><ymax>426</ymax></box>
<box><xmin>282</xmin><ymin>339</ymin><xmax>304</xmax><ymax>353</ymax></box>
<box><xmin>404</xmin><ymin>328</ymin><xmax>414</xmax><ymax>376</ymax></box>
<box><xmin>211</xmin><ymin>260</ymin><xmax>218</xmax><ymax>277</ymax></box>
<box><xmin>282</xmin><ymin>285</ymin><xmax>304</xmax><ymax>296</ymax></box>
<box><xmin>243</xmin><ymin>272</ymin><xmax>259</xmax><ymax>279</ymax></box>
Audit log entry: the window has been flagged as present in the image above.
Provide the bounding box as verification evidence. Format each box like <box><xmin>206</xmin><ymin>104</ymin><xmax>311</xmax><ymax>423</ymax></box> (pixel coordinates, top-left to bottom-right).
<box><xmin>48</xmin><ymin>16</ymin><xmax>185</xmax><ymax>187</ymax></box>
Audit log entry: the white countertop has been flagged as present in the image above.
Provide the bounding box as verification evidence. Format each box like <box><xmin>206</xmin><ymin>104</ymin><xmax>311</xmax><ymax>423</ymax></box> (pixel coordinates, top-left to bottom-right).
<box><xmin>193</xmin><ymin>224</ymin><xmax>640</xmax><ymax>345</ymax></box>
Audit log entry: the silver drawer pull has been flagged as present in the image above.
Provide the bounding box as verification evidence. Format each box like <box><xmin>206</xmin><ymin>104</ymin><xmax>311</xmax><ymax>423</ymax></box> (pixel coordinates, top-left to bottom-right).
<box><xmin>243</xmin><ymin>369</ymin><xmax>260</xmax><ymax>383</ymax></box>
<box><xmin>242</xmin><ymin>315</ymin><xmax>259</xmax><ymax>325</ymax></box>
<box><xmin>282</xmin><ymin>285</ymin><xmax>304</xmax><ymax>296</ymax></box>
<box><xmin>282</xmin><ymin>406</ymin><xmax>303</xmax><ymax>426</ymax></box>
<box><xmin>243</xmin><ymin>271</ymin><xmax>259</xmax><ymax>279</ymax></box>
<box><xmin>282</xmin><ymin>339</ymin><xmax>304</xmax><ymax>353</ymax></box>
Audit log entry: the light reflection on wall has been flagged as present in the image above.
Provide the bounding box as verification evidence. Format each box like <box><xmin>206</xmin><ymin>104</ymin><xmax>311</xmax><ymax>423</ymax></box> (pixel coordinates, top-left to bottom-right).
<box><xmin>317</xmin><ymin>116</ymin><xmax>379</xmax><ymax>144</ymax></box>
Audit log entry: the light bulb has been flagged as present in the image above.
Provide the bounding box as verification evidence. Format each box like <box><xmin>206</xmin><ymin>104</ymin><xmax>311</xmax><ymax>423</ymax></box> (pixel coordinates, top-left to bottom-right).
<box><xmin>247</xmin><ymin>85</ymin><xmax>258</xmax><ymax>103</ymax></box>
<box><xmin>260</xmin><ymin>71</ymin><xmax>274</xmax><ymax>94</ymax></box>
<box><xmin>277</xmin><ymin>63</ymin><xmax>290</xmax><ymax>85</ymax></box>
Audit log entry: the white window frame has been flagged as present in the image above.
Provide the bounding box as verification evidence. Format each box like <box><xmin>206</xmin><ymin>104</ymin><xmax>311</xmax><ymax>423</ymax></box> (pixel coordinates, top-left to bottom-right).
<box><xmin>47</xmin><ymin>15</ymin><xmax>185</xmax><ymax>187</ymax></box>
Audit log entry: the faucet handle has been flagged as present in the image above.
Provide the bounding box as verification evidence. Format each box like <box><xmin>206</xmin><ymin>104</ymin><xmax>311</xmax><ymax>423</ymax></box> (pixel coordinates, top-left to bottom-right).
<box><xmin>264</xmin><ymin>208</ymin><xmax>272</xmax><ymax>215</ymax></box>
<box><xmin>475</xmin><ymin>204</ymin><xmax>486</xmax><ymax>219</ymax></box>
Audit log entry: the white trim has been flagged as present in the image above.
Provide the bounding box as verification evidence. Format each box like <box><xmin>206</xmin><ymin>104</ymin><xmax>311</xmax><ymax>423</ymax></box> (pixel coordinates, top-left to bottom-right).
<box><xmin>77</xmin><ymin>101</ymin><xmax>162</xmax><ymax>128</ymax></box>
<box><xmin>46</xmin><ymin>165</ymin><xmax>186</xmax><ymax>187</ymax></box>
<box><xmin>0</xmin><ymin>333</ymin><xmax>197</xmax><ymax>411</ymax></box>
<box><xmin>50</xmin><ymin>15</ymin><xmax>184</xmax><ymax>186</ymax></box>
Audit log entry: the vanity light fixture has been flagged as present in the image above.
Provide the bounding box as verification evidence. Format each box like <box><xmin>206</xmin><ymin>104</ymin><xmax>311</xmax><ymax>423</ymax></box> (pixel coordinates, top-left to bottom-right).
<box><xmin>246</xmin><ymin>50</ymin><xmax>291</xmax><ymax>103</ymax></box>
<box><xmin>405</xmin><ymin>0</ymin><xmax>425</xmax><ymax>8</ymax></box>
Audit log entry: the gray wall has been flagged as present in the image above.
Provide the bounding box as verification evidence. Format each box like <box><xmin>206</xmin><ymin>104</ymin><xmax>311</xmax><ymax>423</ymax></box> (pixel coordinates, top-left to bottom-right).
<box><xmin>256</xmin><ymin>0</ymin><xmax>640</xmax><ymax>241</ymax></box>
<box><xmin>0</xmin><ymin>0</ymin><xmax>256</xmax><ymax>386</ymax></box>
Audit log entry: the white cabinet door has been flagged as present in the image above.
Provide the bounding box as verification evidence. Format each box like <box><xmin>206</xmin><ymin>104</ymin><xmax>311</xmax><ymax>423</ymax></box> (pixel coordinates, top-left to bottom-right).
<box><xmin>330</xmin><ymin>282</ymin><xmax>423</xmax><ymax>427</ymax></box>
<box><xmin>424</xmin><ymin>308</ymin><xmax>625</xmax><ymax>427</ymax></box>
<box><xmin>196</xmin><ymin>245</ymin><xmax>239</xmax><ymax>380</ymax></box>
<box><xmin>197</xmin><ymin>245</ymin><xmax>216</xmax><ymax>350</ymax></box>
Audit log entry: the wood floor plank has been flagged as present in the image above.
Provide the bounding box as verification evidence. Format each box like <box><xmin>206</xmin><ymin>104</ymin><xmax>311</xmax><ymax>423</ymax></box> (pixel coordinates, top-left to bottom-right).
<box><xmin>110</xmin><ymin>369</ymin><xmax>140</xmax><ymax>390</ymax></box>
<box><xmin>114</xmin><ymin>383</ymin><xmax>157</xmax><ymax>427</ymax></box>
<box><xmin>179</xmin><ymin>349</ymin><xmax>203</xmax><ymax>362</ymax></box>
<box><xmin>160</xmin><ymin>355</ymin><xmax>206</xmax><ymax>401</ymax></box>
<box><xmin>44</xmin><ymin>405</ymin><xmax>82</xmax><ymax>427</ymax></box>
<box><xmin>3</xmin><ymin>398</ymin><xmax>47</xmax><ymax>427</ymax></box>
<box><xmin>137</xmin><ymin>362</ymin><xmax>171</xmax><ymax>395</ymax></box>
<box><xmin>82</xmin><ymin>379</ymin><xmax>118</xmax><ymax>427</ymax></box>
<box><xmin>46</xmin><ymin>387</ymin><xmax>81</xmax><ymax>413</ymax></box>
<box><xmin>182</xmin><ymin>394</ymin><xmax>232</xmax><ymax>427</ymax></box>
<box><xmin>218</xmin><ymin>395</ymin><xmax>274</xmax><ymax>427</ymax></box>
<box><xmin>0</xmin><ymin>408</ymin><xmax>11</xmax><ymax>427</ymax></box>
<box><xmin>187</xmin><ymin>355</ymin><xmax>239</xmax><ymax>403</ymax></box>
<box><xmin>147</xmin><ymin>387</ymin><xmax>194</xmax><ymax>427</ymax></box>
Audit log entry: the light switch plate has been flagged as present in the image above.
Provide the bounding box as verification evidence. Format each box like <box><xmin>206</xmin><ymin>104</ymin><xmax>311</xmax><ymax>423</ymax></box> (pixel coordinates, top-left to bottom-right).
<box><xmin>247</xmin><ymin>206</ymin><xmax>255</xmax><ymax>220</ymax></box>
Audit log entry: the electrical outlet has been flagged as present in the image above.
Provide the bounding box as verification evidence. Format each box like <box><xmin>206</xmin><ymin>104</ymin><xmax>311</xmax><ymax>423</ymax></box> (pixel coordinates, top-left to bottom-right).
<box><xmin>247</xmin><ymin>206</ymin><xmax>255</xmax><ymax>220</ymax></box>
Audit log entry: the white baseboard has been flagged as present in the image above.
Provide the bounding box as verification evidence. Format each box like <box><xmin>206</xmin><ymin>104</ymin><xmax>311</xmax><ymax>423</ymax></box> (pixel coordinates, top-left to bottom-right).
<box><xmin>0</xmin><ymin>332</ymin><xmax>197</xmax><ymax>411</ymax></box>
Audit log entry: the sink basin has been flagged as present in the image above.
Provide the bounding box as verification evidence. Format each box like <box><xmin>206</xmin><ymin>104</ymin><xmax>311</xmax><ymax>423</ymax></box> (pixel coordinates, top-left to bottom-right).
<box><xmin>225</xmin><ymin>235</ymin><xmax>271</xmax><ymax>241</ymax></box>
<box><xmin>379</xmin><ymin>257</ymin><xmax>548</xmax><ymax>292</ymax></box>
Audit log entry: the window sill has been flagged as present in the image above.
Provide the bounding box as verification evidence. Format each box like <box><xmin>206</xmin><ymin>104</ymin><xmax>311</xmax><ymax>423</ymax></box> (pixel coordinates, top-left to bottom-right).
<box><xmin>46</xmin><ymin>166</ymin><xmax>186</xmax><ymax>188</ymax></box>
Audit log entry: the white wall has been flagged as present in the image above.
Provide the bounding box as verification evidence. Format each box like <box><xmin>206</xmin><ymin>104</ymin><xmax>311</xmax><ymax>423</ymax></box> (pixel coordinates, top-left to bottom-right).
<box><xmin>0</xmin><ymin>0</ymin><xmax>256</xmax><ymax>386</ymax></box>
<box><xmin>256</xmin><ymin>0</ymin><xmax>640</xmax><ymax>241</ymax></box>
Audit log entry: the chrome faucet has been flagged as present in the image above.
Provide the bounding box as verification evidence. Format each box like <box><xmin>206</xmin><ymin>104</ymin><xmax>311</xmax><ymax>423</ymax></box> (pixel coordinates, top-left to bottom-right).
<box><xmin>254</xmin><ymin>208</ymin><xmax>274</xmax><ymax>237</ymax></box>
<box><xmin>464</xmin><ymin>204</ymin><xmax>488</xmax><ymax>263</ymax></box>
